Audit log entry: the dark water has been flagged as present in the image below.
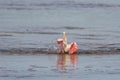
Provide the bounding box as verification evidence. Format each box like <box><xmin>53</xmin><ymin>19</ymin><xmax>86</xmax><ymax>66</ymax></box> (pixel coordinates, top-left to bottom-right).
<box><xmin>0</xmin><ymin>0</ymin><xmax>120</xmax><ymax>50</ymax></box>
<box><xmin>0</xmin><ymin>54</ymin><xmax>120</xmax><ymax>80</ymax></box>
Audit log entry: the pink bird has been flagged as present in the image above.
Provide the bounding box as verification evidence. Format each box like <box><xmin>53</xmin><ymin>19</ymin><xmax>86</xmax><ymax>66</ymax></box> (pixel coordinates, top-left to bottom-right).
<box><xmin>57</xmin><ymin>32</ymin><xmax>78</xmax><ymax>54</ymax></box>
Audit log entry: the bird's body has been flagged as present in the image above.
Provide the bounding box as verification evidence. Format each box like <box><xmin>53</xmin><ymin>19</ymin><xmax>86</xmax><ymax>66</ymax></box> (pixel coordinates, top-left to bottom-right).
<box><xmin>57</xmin><ymin>32</ymin><xmax>78</xmax><ymax>54</ymax></box>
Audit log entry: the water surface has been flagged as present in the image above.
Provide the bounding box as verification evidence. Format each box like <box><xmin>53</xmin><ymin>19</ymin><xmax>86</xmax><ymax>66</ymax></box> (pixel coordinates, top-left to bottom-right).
<box><xmin>0</xmin><ymin>54</ymin><xmax>120</xmax><ymax>80</ymax></box>
<box><xmin>0</xmin><ymin>0</ymin><xmax>120</xmax><ymax>50</ymax></box>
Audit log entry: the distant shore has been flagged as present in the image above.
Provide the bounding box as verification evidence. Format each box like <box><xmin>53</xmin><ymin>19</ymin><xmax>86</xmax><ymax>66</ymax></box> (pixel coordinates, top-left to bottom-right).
<box><xmin>0</xmin><ymin>48</ymin><xmax>120</xmax><ymax>55</ymax></box>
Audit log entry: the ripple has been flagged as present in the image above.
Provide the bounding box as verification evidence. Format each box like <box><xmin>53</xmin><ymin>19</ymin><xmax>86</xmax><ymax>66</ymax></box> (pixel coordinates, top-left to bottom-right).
<box><xmin>0</xmin><ymin>2</ymin><xmax>120</xmax><ymax>10</ymax></box>
<box><xmin>30</xmin><ymin>65</ymin><xmax>48</xmax><ymax>68</ymax></box>
<box><xmin>0</xmin><ymin>33</ymin><xmax>13</xmax><ymax>37</ymax></box>
<box><xmin>2</xmin><ymin>31</ymin><xmax>59</xmax><ymax>35</ymax></box>
<box><xmin>62</xmin><ymin>26</ymin><xmax>85</xmax><ymax>30</ymax></box>
<box><xmin>0</xmin><ymin>48</ymin><xmax>120</xmax><ymax>55</ymax></box>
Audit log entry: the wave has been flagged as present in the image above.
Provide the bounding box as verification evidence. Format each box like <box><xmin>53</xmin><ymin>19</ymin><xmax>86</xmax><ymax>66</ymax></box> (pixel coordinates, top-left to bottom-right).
<box><xmin>0</xmin><ymin>47</ymin><xmax>120</xmax><ymax>55</ymax></box>
<box><xmin>0</xmin><ymin>2</ymin><xmax>120</xmax><ymax>10</ymax></box>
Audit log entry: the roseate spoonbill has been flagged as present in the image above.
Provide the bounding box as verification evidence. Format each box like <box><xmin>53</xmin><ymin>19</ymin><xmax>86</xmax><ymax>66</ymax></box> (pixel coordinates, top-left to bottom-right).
<box><xmin>57</xmin><ymin>32</ymin><xmax>78</xmax><ymax>54</ymax></box>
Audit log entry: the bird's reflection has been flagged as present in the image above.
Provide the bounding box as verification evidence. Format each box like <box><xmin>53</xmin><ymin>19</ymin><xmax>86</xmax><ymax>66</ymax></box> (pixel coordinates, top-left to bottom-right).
<box><xmin>57</xmin><ymin>54</ymin><xmax>78</xmax><ymax>70</ymax></box>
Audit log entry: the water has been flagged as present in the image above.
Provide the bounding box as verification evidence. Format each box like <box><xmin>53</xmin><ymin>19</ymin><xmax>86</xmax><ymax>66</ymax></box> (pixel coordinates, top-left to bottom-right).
<box><xmin>0</xmin><ymin>1</ymin><xmax>120</xmax><ymax>79</ymax></box>
<box><xmin>0</xmin><ymin>54</ymin><xmax>120</xmax><ymax>80</ymax></box>
<box><xmin>0</xmin><ymin>0</ymin><xmax>120</xmax><ymax>50</ymax></box>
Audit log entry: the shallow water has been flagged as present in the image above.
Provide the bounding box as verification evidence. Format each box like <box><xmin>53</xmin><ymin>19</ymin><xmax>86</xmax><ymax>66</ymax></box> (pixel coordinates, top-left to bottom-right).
<box><xmin>0</xmin><ymin>54</ymin><xmax>120</xmax><ymax>80</ymax></box>
<box><xmin>0</xmin><ymin>0</ymin><xmax>120</xmax><ymax>50</ymax></box>
<box><xmin>0</xmin><ymin>0</ymin><xmax>120</xmax><ymax>80</ymax></box>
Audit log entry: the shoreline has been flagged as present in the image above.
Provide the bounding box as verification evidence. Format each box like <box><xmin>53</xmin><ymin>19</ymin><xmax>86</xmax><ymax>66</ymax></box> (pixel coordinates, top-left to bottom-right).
<box><xmin>0</xmin><ymin>48</ymin><xmax>120</xmax><ymax>55</ymax></box>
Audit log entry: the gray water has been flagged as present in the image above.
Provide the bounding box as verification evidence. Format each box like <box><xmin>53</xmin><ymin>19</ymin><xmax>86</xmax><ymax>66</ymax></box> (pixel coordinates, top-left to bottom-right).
<box><xmin>0</xmin><ymin>0</ymin><xmax>120</xmax><ymax>50</ymax></box>
<box><xmin>1</xmin><ymin>1</ymin><xmax>120</xmax><ymax>80</ymax></box>
<box><xmin>0</xmin><ymin>54</ymin><xmax>120</xmax><ymax>80</ymax></box>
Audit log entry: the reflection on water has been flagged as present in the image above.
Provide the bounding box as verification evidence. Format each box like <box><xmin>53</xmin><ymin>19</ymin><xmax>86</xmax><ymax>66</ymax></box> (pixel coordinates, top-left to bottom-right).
<box><xmin>57</xmin><ymin>54</ymin><xmax>78</xmax><ymax>70</ymax></box>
